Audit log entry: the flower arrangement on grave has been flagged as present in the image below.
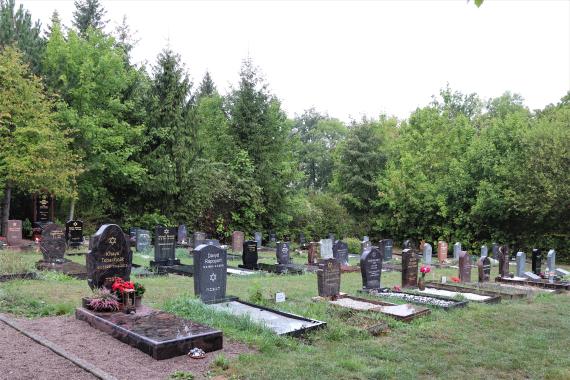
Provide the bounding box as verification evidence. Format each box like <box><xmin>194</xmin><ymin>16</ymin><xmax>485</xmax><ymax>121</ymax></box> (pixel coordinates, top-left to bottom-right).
<box><xmin>111</xmin><ymin>277</ymin><xmax>136</xmax><ymax>313</ymax></box>
<box><xmin>86</xmin><ymin>289</ymin><xmax>121</xmax><ymax>312</ymax></box>
<box><xmin>418</xmin><ymin>265</ymin><xmax>431</xmax><ymax>290</ymax></box>
<box><xmin>451</xmin><ymin>276</ymin><xmax>460</xmax><ymax>283</ymax></box>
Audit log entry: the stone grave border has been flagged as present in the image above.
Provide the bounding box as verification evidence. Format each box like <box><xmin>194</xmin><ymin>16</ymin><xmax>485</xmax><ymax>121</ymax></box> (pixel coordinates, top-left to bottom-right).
<box><xmin>494</xmin><ymin>276</ymin><xmax>570</xmax><ymax>291</ymax></box>
<box><xmin>424</xmin><ymin>282</ymin><xmax>503</xmax><ymax>303</ymax></box>
<box><xmin>326</xmin><ymin>294</ymin><xmax>431</xmax><ymax>322</ymax></box>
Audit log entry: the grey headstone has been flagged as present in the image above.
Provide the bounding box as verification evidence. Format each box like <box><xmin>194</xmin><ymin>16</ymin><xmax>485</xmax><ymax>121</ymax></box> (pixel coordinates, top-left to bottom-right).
<box><xmin>546</xmin><ymin>249</ymin><xmax>556</xmax><ymax>272</ymax></box>
<box><xmin>555</xmin><ymin>268</ymin><xmax>569</xmax><ymax>277</ymax></box>
<box><xmin>422</xmin><ymin>243</ymin><xmax>432</xmax><ymax>265</ymax></box>
<box><xmin>524</xmin><ymin>271</ymin><xmax>541</xmax><ymax>281</ymax></box>
<box><xmin>276</xmin><ymin>242</ymin><xmax>290</xmax><ymax>264</ymax></box>
<box><xmin>328</xmin><ymin>233</ymin><xmax>335</xmax><ymax>241</ymax></box>
<box><xmin>254</xmin><ymin>232</ymin><xmax>262</xmax><ymax>248</ymax></box>
<box><xmin>40</xmin><ymin>224</ymin><xmax>66</xmax><ymax>263</ymax></box>
<box><xmin>360</xmin><ymin>246</ymin><xmax>383</xmax><ymax>291</ymax></box>
<box><xmin>453</xmin><ymin>242</ymin><xmax>461</xmax><ymax>260</ymax></box>
<box><xmin>177</xmin><ymin>224</ymin><xmax>187</xmax><ymax>244</ymax></box>
<box><xmin>86</xmin><ymin>224</ymin><xmax>132</xmax><ymax>290</ymax></box>
<box><xmin>135</xmin><ymin>229</ymin><xmax>151</xmax><ymax>252</ymax></box>
<box><xmin>232</xmin><ymin>231</ymin><xmax>244</xmax><ymax>253</ymax></box>
<box><xmin>515</xmin><ymin>251</ymin><xmax>526</xmax><ymax>277</ymax></box>
<box><xmin>192</xmin><ymin>232</ymin><xmax>206</xmax><ymax>249</ymax></box>
<box><xmin>270</xmin><ymin>233</ymin><xmax>276</xmax><ymax>242</ymax></box>
<box><xmin>383</xmin><ymin>239</ymin><xmax>393</xmax><ymax>261</ymax></box>
<box><xmin>333</xmin><ymin>240</ymin><xmax>349</xmax><ymax>266</ymax></box>
<box><xmin>193</xmin><ymin>244</ymin><xmax>227</xmax><ymax>303</ymax></box>
<box><xmin>320</xmin><ymin>239</ymin><xmax>333</xmax><ymax>259</ymax></box>
<box><xmin>299</xmin><ymin>233</ymin><xmax>306</xmax><ymax>245</ymax></box>
<box><xmin>480</xmin><ymin>245</ymin><xmax>488</xmax><ymax>258</ymax></box>
<box><xmin>491</xmin><ymin>243</ymin><xmax>499</xmax><ymax>260</ymax></box>
<box><xmin>361</xmin><ymin>240</ymin><xmax>372</xmax><ymax>254</ymax></box>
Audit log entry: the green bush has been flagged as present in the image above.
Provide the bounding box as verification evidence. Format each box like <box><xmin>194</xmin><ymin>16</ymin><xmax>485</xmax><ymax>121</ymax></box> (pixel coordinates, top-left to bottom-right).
<box><xmin>345</xmin><ymin>237</ymin><xmax>362</xmax><ymax>255</ymax></box>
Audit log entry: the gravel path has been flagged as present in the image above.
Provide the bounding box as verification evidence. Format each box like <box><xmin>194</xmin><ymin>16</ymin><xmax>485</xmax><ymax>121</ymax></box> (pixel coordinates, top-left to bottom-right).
<box><xmin>0</xmin><ymin>321</ymin><xmax>96</xmax><ymax>380</ymax></box>
<box><xmin>1</xmin><ymin>314</ymin><xmax>252</xmax><ymax>380</ymax></box>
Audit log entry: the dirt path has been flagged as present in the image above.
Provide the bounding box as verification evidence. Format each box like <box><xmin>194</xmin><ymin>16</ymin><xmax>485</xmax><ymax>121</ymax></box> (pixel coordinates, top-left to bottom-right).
<box><xmin>14</xmin><ymin>315</ymin><xmax>252</xmax><ymax>380</ymax></box>
<box><xmin>0</xmin><ymin>321</ymin><xmax>96</xmax><ymax>380</ymax></box>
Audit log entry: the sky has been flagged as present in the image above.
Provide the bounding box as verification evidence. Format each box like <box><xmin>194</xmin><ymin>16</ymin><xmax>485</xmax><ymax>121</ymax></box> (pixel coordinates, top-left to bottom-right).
<box><xmin>19</xmin><ymin>0</ymin><xmax>570</xmax><ymax>121</ymax></box>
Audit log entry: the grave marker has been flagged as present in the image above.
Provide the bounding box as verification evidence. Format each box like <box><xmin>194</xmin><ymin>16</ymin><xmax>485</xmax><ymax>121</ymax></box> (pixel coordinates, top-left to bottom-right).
<box><xmin>492</xmin><ymin>243</ymin><xmax>499</xmax><ymax>260</ymax></box>
<box><xmin>177</xmin><ymin>224</ymin><xmax>187</xmax><ymax>245</ymax></box>
<box><xmin>480</xmin><ymin>245</ymin><xmax>488</xmax><ymax>258</ymax></box>
<box><xmin>453</xmin><ymin>242</ymin><xmax>461</xmax><ymax>260</ymax></box>
<box><xmin>299</xmin><ymin>233</ymin><xmax>306</xmax><ymax>246</ymax></box>
<box><xmin>86</xmin><ymin>224</ymin><xmax>132</xmax><ymax>290</ymax></box>
<box><xmin>40</xmin><ymin>224</ymin><xmax>66</xmax><ymax>263</ymax></box>
<box><xmin>361</xmin><ymin>240</ymin><xmax>372</xmax><ymax>254</ymax></box>
<box><xmin>532</xmin><ymin>249</ymin><xmax>542</xmax><ymax>275</ymax></box>
<box><xmin>458</xmin><ymin>251</ymin><xmax>471</xmax><ymax>282</ymax></box>
<box><xmin>383</xmin><ymin>239</ymin><xmax>393</xmax><ymax>260</ymax></box>
<box><xmin>135</xmin><ymin>229</ymin><xmax>151</xmax><ymax>252</ymax></box>
<box><xmin>320</xmin><ymin>239</ymin><xmax>333</xmax><ymax>259</ymax></box>
<box><xmin>363</xmin><ymin>236</ymin><xmax>369</xmax><ymax>242</ymax></box>
<box><xmin>254</xmin><ymin>232</ymin><xmax>262</xmax><ymax>248</ymax></box>
<box><xmin>153</xmin><ymin>226</ymin><xmax>178</xmax><ymax>266</ymax></box>
<box><xmin>232</xmin><ymin>231</ymin><xmax>244</xmax><ymax>253</ymax></box>
<box><xmin>422</xmin><ymin>243</ymin><xmax>432</xmax><ymax>265</ymax></box>
<box><xmin>6</xmin><ymin>220</ymin><xmax>22</xmax><ymax>246</ymax></box>
<box><xmin>33</xmin><ymin>191</ymin><xmax>54</xmax><ymax>223</ymax></box>
<box><xmin>498</xmin><ymin>245</ymin><xmax>510</xmax><ymax>277</ymax></box>
<box><xmin>65</xmin><ymin>220</ymin><xmax>84</xmax><ymax>248</ymax></box>
<box><xmin>401</xmin><ymin>249</ymin><xmax>419</xmax><ymax>288</ymax></box>
<box><xmin>308</xmin><ymin>242</ymin><xmax>319</xmax><ymax>265</ymax></box>
<box><xmin>477</xmin><ymin>256</ymin><xmax>491</xmax><ymax>282</ymax></box>
<box><xmin>276</xmin><ymin>242</ymin><xmax>290</xmax><ymax>265</ymax></box>
<box><xmin>193</xmin><ymin>244</ymin><xmax>227</xmax><ymax>303</ymax></box>
<box><xmin>437</xmin><ymin>241</ymin><xmax>448</xmax><ymax>263</ymax></box>
<box><xmin>403</xmin><ymin>239</ymin><xmax>413</xmax><ymax>250</ymax></box>
<box><xmin>192</xmin><ymin>232</ymin><xmax>206</xmax><ymax>249</ymax></box>
<box><xmin>515</xmin><ymin>251</ymin><xmax>526</xmax><ymax>278</ymax></box>
<box><xmin>524</xmin><ymin>272</ymin><xmax>541</xmax><ymax>281</ymax></box>
<box><xmin>333</xmin><ymin>240</ymin><xmax>349</xmax><ymax>266</ymax></box>
<box><xmin>546</xmin><ymin>249</ymin><xmax>556</xmax><ymax>272</ymax></box>
<box><xmin>317</xmin><ymin>258</ymin><xmax>341</xmax><ymax>297</ymax></box>
<box><xmin>360</xmin><ymin>246</ymin><xmax>383</xmax><ymax>291</ymax></box>
<box><xmin>240</xmin><ymin>240</ymin><xmax>258</xmax><ymax>270</ymax></box>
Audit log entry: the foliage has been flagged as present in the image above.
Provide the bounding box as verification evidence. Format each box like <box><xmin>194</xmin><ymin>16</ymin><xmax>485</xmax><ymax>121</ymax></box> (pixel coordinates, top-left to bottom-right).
<box><xmin>345</xmin><ymin>237</ymin><xmax>362</xmax><ymax>255</ymax></box>
<box><xmin>72</xmin><ymin>0</ymin><xmax>107</xmax><ymax>37</ymax></box>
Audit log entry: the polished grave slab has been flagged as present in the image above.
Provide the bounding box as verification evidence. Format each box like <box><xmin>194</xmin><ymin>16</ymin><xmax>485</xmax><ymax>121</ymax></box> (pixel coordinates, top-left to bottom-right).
<box><xmin>328</xmin><ymin>295</ymin><xmax>430</xmax><ymax>322</ymax></box>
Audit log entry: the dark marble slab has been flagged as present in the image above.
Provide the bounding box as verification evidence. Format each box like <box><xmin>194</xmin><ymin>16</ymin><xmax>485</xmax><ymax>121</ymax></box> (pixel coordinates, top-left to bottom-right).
<box><xmin>36</xmin><ymin>260</ymin><xmax>87</xmax><ymax>279</ymax></box>
<box><xmin>76</xmin><ymin>306</ymin><xmax>222</xmax><ymax>360</ymax></box>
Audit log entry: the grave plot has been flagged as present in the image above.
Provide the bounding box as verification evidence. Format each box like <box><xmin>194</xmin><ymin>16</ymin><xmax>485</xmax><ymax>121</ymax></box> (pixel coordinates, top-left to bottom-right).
<box><xmin>370</xmin><ymin>290</ymin><xmax>468</xmax><ymax>310</ymax></box>
<box><xmin>77</xmin><ymin>224</ymin><xmax>222</xmax><ymax>360</ymax></box>
<box><xmin>333</xmin><ymin>240</ymin><xmax>359</xmax><ymax>272</ymax></box>
<box><xmin>256</xmin><ymin>242</ymin><xmax>305</xmax><ymax>274</ymax></box>
<box><xmin>327</xmin><ymin>295</ymin><xmax>431</xmax><ymax>322</ymax></box>
<box><xmin>422</xmin><ymin>282</ymin><xmax>502</xmax><ymax>303</ymax></box>
<box><xmin>474</xmin><ymin>281</ymin><xmax>558</xmax><ymax>295</ymax></box>
<box><xmin>36</xmin><ymin>224</ymin><xmax>87</xmax><ymax>279</ymax></box>
<box><xmin>494</xmin><ymin>276</ymin><xmax>570</xmax><ymax>291</ymax></box>
<box><xmin>0</xmin><ymin>272</ymin><xmax>38</xmax><ymax>282</ymax></box>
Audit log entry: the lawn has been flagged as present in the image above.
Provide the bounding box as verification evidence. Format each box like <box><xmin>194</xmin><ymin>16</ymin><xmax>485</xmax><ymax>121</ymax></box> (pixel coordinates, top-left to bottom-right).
<box><xmin>1</xmin><ymin>247</ymin><xmax>569</xmax><ymax>379</ymax></box>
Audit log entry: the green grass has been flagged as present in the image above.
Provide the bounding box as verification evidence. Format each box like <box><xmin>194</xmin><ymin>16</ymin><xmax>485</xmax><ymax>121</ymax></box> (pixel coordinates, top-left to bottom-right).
<box><xmin>1</xmin><ymin>248</ymin><xmax>570</xmax><ymax>379</ymax></box>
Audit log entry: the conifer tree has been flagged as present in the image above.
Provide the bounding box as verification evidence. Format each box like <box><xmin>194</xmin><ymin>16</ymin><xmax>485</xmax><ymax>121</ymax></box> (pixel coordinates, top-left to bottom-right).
<box><xmin>72</xmin><ymin>0</ymin><xmax>107</xmax><ymax>36</ymax></box>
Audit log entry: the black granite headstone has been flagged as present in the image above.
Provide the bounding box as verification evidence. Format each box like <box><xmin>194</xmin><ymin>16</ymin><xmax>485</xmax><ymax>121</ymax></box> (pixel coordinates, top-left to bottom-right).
<box><xmin>333</xmin><ymin>240</ymin><xmax>349</xmax><ymax>266</ymax></box>
<box><xmin>152</xmin><ymin>226</ymin><xmax>178</xmax><ymax>266</ymax></box>
<box><xmin>86</xmin><ymin>224</ymin><xmax>132</xmax><ymax>290</ymax></box>
<box><xmin>360</xmin><ymin>246</ymin><xmax>383</xmax><ymax>291</ymax></box>
<box><xmin>193</xmin><ymin>244</ymin><xmax>227</xmax><ymax>303</ymax></box>
<box><xmin>401</xmin><ymin>249</ymin><xmax>419</xmax><ymax>288</ymax></box>
<box><xmin>317</xmin><ymin>258</ymin><xmax>341</xmax><ymax>297</ymax></box>
<box><xmin>532</xmin><ymin>248</ymin><xmax>542</xmax><ymax>275</ymax></box>
<box><xmin>299</xmin><ymin>233</ymin><xmax>306</xmax><ymax>246</ymax></box>
<box><xmin>382</xmin><ymin>239</ymin><xmax>393</xmax><ymax>260</ymax></box>
<box><xmin>240</xmin><ymin>240</ymin><xmax>258</xmax><ymax>270</ymax></box>
<box><xmin>35</xmin><ymin>191</ymin><xmax>53</xmax><ymax>223</ymax></box>
<box><xmin>65</xmin><ymin>220</ymin><xmax>84</xmax><ymax>247</ymax></box>
<box><xmin>276</xmin><ymin>242</ymin><xmax>290</xmax><ymax>265</ymax></box>
<box><xmin>40</xmin><ymin>224</ymin><xmax>66</xmax><ymax>262</ymax></box>
<box><xmin>136</xmin><ymin>229</ymin><xmax>151</xmax><ymax>252</ymax></box>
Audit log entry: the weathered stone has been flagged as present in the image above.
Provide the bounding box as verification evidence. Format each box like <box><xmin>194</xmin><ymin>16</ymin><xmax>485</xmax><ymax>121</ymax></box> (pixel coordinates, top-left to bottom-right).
<box><xmin>192</xmin><ymin>232</ymin><xmax>206</xmax><ymax>249</ymax></box>
<box><xmin>515</xmin><ymin>251</ymin><xmax>526</xmax><ymax>278</ymax></box>
<box><xmin>317</xmin><ymin>258</ymin><xmax>341</xmax><ymax>297</ymax></box>
<box><xmin>458</xmin><ymin>251</ymin><xmax>471</xmax><ymax>282</ymax></box>
<box><xmin>177</xmin><ymin>225</ymin><xmax>188</xmax><ymax>245</ymax></box>
<box><xmin>333</xmin><ymin>240</ymin><xmax>349</xmax><ymax>266</ymax></box>
<box><xmin>361</xmin><ymin>246</ymin><xmax>383</xmax><ymax>291</ymax></box>
<box><xmin>6</xmin><ymin>220</ymin><xmax>22</xmax><ymax>246</ymax></box>
<box><xmin>491</xmin><ymin>243</ymin><xmax>499</xmax><ymax>260</ymax></box>
<box><xmin>320</xmin><ymin>239</ymin><xmax>333</xmax><ymax>259</ymax></box>
<box><xmin>136</xmin><ymin>229</ymin><xmax>151</xmax><ymax>252</ymax></box>
<box><xmin>361</xmin><ymin>240</ymin><xmax>372</xmax><ymax>254</ymax></box>
<box><xmin>498</xmin><ymin>245</ymin><xmax>510</xmax><ymax>277</ymax></box>
<box><xmin>383</xmin><ymin>239</ymin><xmax>393</xmax><ymax>261</ymax></box>
<box><xmin>86</xmin><ymin>224</ymin><xmax>132</xmax><ymax>290</ymax></box>
<box><xmin>453</xmin><ymin>242</ymin><xmax>461</xmax><ymax>260</ymax></box>
<box><xmin>193</xmin><ymin>244</ymin><xmax>227</xmax><ymax>303</ymax></box>
<box><xmin>254</xmin><ymin>232</ymin><xmax>262</xmax><ymax>248</ymax></box>
<box><xmin>480</xmin><ymin>245</ymin><xmax>488</xmax><ymax>258</ymax></box>
<box><xmin>232</xmin><ymin>231</ymin><xmax>244</xmax><ymax>253</ymax></box>
<box><xmin>437</xmin><ymin>241</ymin><xmax>448</xmax><ymax>263</ymax></box>
<box><xmin>477</xmin><ymin>256</ymin><xmax>491</xmax><ymax>282</ymax></box>
<box><xmin>276</xmin><ymin>242</ymin><xmax>290</xmax><ymax>265</ymax></box>
<box><xmin>422</xmin><ymin>243</ymin><xmax>432</xmax><ymax>265</ymax></box>
<box><xmin>546</xmin><ymin>249</ymin><xmax>556</xmax><ymax>272</ymax></box>
<box><xmin>308</xmin><ymin>242</ymin><xmax>319</xmax><ymax>265</ymax></box>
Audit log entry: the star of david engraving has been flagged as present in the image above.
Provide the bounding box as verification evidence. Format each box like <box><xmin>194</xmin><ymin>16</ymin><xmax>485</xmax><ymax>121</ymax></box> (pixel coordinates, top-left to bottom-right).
<box><xmin>210</xmin><ymin>273</ymin><xmax>217</xmax><ymax>282</ymax></box>
<box><xmin>108</xmin><ymin>237</ymin><xmax>117</xmax><ymax>245</ymax></box>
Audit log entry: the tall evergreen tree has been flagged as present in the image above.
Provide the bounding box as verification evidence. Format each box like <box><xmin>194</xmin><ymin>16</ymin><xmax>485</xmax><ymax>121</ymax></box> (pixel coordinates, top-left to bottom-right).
<box><xmin>72</xmin><ymin>0</ymin><xmax>107</xmax><ymax>36</ymax></box>
<box><xmin>197</xmin><ymin>71</ymin><xmax>217</xmax><ymax>99</ymax></box>
<box><xmin>0</xmin><ymin>0</ymin><xmax>44</xmax><ymax>73</ymax></box>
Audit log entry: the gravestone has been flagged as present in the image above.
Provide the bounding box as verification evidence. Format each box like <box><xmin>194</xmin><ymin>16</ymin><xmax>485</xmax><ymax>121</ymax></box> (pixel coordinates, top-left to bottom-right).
<box><xmin>437</xmin><ymin>241</ymin><xmax>448</xmax><ymax>263</ymax></box>
<box><xmin>328</xmin><ymin>233</ymin><xmax>335</xmax><ymax>241</ymax></box>
<box><xmin>383</xmin><ymin>239</ymin><xmax>393</xmax><ymax>260</ymax></box>
<box><xmin>129</xmin><ymin>227</ymin><xmax>138</xmax><ymax>244</ymax></box>
<box><xmin>299</xmin><ymin>233</ymin><xmax>306</xmax><ymax>246</ymax></box>
<box><xmin>360</xmin><ymin>246</ymin><xmax>383</xmax><ymax>291</ymax></box>
<box><xmin>135</xmin><ymin>229</ymin><xmax>151</xmax><ymax>252</ymax></box>
<box><xmin>524</xmin><ymin>272</ymin><xmax>541</xmax><ymax>281</ymax></box>
<box><xmin>34</xmin><ymin>191</ymin><xmax>54</xmax><ymax>223</ymax></box>
<box><xmin>361</xmin><ymin>240</ymin><xmax>372</xmax><ymax>254</ymax></box>
<box><xmin>498</xmin><ymin>245</ymin><xmax>510</xmax><ymax>277</ymax></box>
<box><xmin>477</xmin><ymin>256</ymin><xmax>491</xmax><ymax>282</ymax></box>
<box><xmin>480</xmin><ymin>245</ymin><xmax>488</xmax><ymax>258</ymax></box>
<box><xmin>422</xmin><ymin>243</ymin><xmax>432</xmax><ymax>265</ymax></box>
<box><xmin>40</xmin><ymin>224</ymin><xmax>66</xmax><ymax>263</ymax></box>
<box><xmin>276</xmin><ymin>242</ymin><xmax>290</xmax><ymax>265</ymax></box>
<box><xmin>203</xmin><ymin>239</ymin><xmax>221</xmax><ymax>247</ymax></box>
<box><xmin>320</xmin><ymin>239</ymin><xmax>333</xmax><ymax>259</ymax></box>
<box><xmin>515</xmin><ymin>251</ymin><xmax>526</xmax><ymax>278</ymax></box>
<box><xmin>86</xmin><ymin>224</ymin><xmax>132</xmax><ymax>290</ymax></box>
<box><xmin>546</xmin><ymin>249</ymin><xmax>556</xmax><ymax>272</ymax></box>
<box><xmin>363</xmin><ymin>236</ymin><xmax>369</xmax><ymax>242</ymax></box>
<box><xmin>232</xmin><ymin>231</ymin><xmax>244</xmax><ymax>253</ymax></box>
<box><xmin>491</xmin><ymin>243</ymin><xmax>499</xmax><ymax>260</ymax></box>
<box><xmin>270</xmin><ymin>233</ymin><xmax>276</xmax><ymax>242</ymax></box>
<box><xmin>177</xmin><ymin>224</ymin><xmax>188</xmax><ymax>245</ymax></box>
<box><xmin>317</xmin><ymin>258</ymin><xmax>341</xmax><ymax>297</ymax></box>
<box><xmin>308</xmin><ymin>242</ymin><xmax>319</xmax><ymax>265</ymax></box>
<box><xmin>403</xmin><ymin>239</ymin><xmax>413</xmax><ymax>250</ymax></box>
<box><xmin>333</xmin><ymin>240</ymin><xmax>349</xmax><ymax>266</ymax></box>
<box><xmin>240</xmin><ymin>240</ymin><xmax>258</xmax><ymax>270</ymax></box>
<box><xmin>65</xmin><ymin>220</ymin><xmax>84</xmax><ymax>248</ymax></box>
<box><xmin>254</xmin><ymin>232</ymin><xmax>262</xmax><ymax>248</ymax></box>
<box><xmin>6</xmin><ymin>220</ymin><xmax>22</xmax><ymax>246</ymax></box>
<box><xmin>458</xmin><ymin>251</ymin><xmax>471</xmax><ymax>283</ymax></box>
<box><xmin>401</xmin><ymin>249</ymin><xmax>419</xmax><ymax>288</ymax></box>
<box><xmin>192</xmin><ymin>232</ymin><xmax>206</xmax><ymax>249</ymax></box>
<box><xmin>193</xmin><ymin>244</ymin><xmax>227</xmax><ymax>303</ymax></box>
<box><xmin>453</xmin><ymin>242</ymin><xmax>461</xmax><ymax>260</ymax></box>
<box><xmin>532</xmin><ymin>249</ymin><xmax>542</xmax><ymax>275</ymax></box>
<box><xmin>153</xmin><ymin>226</ymin><xmax>178</xmax><ymax>266</ymax></box>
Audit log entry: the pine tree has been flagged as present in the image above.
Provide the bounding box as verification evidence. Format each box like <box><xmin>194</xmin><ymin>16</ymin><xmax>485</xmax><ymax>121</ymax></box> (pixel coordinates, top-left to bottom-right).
<box><xmin>72</xmin><ymin>0</ymin><xmax>107</xmax><ymax>36</ymax></box>
<box><xmin>0</xmin><ymin>0</ymin><xmax>44</xmax><ymax>73</ymax></box>
<box><xmin>197</xmin><ymin>71</ymin><xmax>217</xmax><ymax>99</ymax></box>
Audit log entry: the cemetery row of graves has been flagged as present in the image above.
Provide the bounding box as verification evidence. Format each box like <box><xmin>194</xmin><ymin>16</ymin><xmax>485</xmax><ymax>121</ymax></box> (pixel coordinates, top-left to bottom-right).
<box><xmin>1</xmin><ymin>208</ymin><xmax>570</xmax><ymax>378</ymax></box>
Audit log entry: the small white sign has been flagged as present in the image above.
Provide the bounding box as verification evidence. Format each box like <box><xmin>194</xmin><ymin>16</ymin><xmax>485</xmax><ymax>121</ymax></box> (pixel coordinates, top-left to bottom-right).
<box><xmin>441</xmin><ymin>276</ymin><xmax>447</xmax><ymax>284</ymax></box>
<box><xmin>275</xmin><ymin>292</ymin><xmax>286</xmax><ymax>303</ymax></box>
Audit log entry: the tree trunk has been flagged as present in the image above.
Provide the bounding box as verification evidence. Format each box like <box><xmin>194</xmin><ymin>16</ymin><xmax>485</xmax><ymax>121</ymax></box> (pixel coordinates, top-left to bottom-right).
<box><xmin>68</xmin><ymin>198</ymin><xmax>76</xmax><ymax>221</ymax></box>
<box><xmin>1</xmin><ymin>185</ymin><xmax>12</xmax><ymax>237</ymax></box>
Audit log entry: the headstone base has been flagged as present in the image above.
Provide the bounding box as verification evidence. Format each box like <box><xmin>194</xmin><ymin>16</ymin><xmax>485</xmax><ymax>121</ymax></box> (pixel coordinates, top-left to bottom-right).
<box><xmin>238</xmin><ymin>263</ymin><xmax>260</xmax><ymax>271</ymax></box>
<box><xmin>340</xmin><ymin>264</ymin><xmax>360</xmax><ymax>273</ymax></box>
<box><xmin>258</xmin><ymin>263</ymin><xmax>305</xmax><ymax>275</ymax></box>
<box><xmin>36</xmin><ymin>260</ymin><xmax>87</xmax><ymax>279</ymax></box>
<box><xmin>75</xmin><ymin>306</ymin><xmax>222</xmax><ymax>360</ymax></box>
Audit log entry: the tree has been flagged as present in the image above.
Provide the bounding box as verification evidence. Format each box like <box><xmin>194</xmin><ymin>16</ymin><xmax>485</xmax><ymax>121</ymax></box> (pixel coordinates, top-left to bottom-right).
<box><xmin>0</xmin><ymin>0</ymin><xmax>44</xmax><ymax>73</ymax></box>
<box><xmin>114</xmin><ymin>15</ymin><xmax>138</xmax><ymax>64</ymax></box>
<box><xmin>72</xmin><ymin>0</ymin><xmax>107</xmax><ymax>36</ymax></box>
<box><xmin>43</xmin><ymin>24</ymin><xmax>144</xmax><ymax>220</ymax></box>
<box><xmin>0</xmin><ymin>47</ymin><xmax>78</xmax><ymax>234</ymax></box>
<box><xmin>197</xmin><ymin>71</ymin><xmax>217</xmax><ymax>99</ymax></box>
